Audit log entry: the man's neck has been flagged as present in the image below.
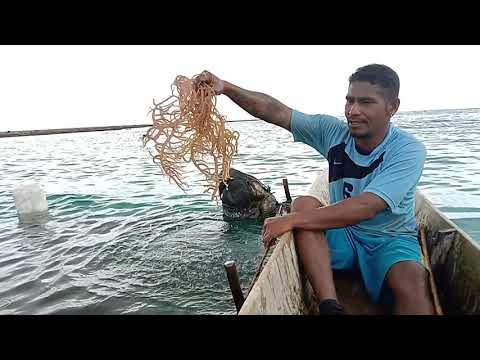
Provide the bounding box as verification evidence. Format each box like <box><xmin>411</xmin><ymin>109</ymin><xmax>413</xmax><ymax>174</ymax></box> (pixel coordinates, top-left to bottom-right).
<box><xmin>354</xmin><ymin>126</ymin><xmax>390</xmax><ymax>155</ymax></box>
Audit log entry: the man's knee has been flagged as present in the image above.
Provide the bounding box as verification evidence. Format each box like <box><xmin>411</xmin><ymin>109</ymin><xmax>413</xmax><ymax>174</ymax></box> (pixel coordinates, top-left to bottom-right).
<box><xmin>386</xmin><ymin>261</ymin><xmax>430</xmax><ymax>301</ymax></box>
<box><xmin>291</xmin><ymin>195</ymin><xmax>323</xmax><ymax>212</ymax></box>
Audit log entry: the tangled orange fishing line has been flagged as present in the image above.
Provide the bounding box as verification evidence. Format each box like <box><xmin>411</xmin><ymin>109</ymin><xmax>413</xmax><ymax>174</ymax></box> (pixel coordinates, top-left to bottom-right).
<box><xmin>143</xmin><ymin>74</ymin><xmax>239</xmax><ymax>200</ymax></box>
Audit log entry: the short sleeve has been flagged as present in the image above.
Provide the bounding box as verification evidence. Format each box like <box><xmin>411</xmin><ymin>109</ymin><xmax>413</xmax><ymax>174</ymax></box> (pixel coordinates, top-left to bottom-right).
<box><xmin>291</xmin><ymin>110</ymin><xmax>347</xmax><ymax>157</ymax></box>
<box><xmin>364</xmin><ymin>141</ymin><xmax>426</xmax><ymax>214</ymax></box>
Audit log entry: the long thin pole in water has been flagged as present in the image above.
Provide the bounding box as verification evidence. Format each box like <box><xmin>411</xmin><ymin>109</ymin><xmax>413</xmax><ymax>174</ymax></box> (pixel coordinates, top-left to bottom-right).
<box><xmin>0</xmin><ymin>119</ymin><xmax>262</xmax><ymax>138</ymax></box>
<box><xmin>282</xmin><ymin>178</ymin><xmax>292</xmax><ymax>204</ymax></box>
<box><xmin>224</xmin><ymin>260</ymin><xmax>245</xmax><ymax>313</ymax></box>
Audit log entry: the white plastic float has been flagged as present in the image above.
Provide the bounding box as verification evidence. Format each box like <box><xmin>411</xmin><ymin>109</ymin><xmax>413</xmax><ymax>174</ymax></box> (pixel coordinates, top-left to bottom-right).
<box><xmin>13</xmin><ymin>181</ymin><xmax>49</xmax><ymax>223</ymax></box>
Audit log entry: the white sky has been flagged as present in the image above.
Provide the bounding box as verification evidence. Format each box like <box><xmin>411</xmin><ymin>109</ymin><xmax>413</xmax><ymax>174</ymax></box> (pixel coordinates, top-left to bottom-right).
<box><xmin>1</xmin><ymin>45</ymin><xmax>479</xmax><ymax>132</ymax></box>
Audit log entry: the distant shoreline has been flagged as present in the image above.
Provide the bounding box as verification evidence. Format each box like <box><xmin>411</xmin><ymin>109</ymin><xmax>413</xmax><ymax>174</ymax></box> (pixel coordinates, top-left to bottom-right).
<box><xmin>0</xmin><ymin>119</ymin><xmax>262</xmax><ymax>138</ymax></box>
<box><xmin>2</xmin><ymin>107</ymin><xmax>479</xmax><ymax>138</ymax></box>
<box><xmin>0</xmin><ymin>124</ymin><xmax>151</xmax><ymax>138</ymax></box>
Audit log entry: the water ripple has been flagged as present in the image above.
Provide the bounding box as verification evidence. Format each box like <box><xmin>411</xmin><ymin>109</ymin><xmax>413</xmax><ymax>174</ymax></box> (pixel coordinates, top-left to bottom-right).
<box><xmin>0</xmin><ymin>110</ymin><xmax>479</xmax><ymax>314</ymax></box>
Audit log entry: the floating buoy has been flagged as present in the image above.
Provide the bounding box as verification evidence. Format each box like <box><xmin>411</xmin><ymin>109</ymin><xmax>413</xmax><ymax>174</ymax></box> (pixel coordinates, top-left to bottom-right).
<box><xmin>13</xmin><ymin>181</ymin><xmax>48</xmax><ymax>223</ymax></box>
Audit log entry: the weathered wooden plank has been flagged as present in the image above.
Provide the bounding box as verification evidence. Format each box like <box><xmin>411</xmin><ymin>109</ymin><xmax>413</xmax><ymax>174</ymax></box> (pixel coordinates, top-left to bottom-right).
<box><xmin>416</xmin><ymin>192</ymin><xmax>480</xmax><ymax>315</ymax></box>
<box><xmin>239</xmin><ymin>230</ymin><xmax>307</xmax><ymax>315</ymax></box>
<box><xmin>419</xmin><ymin>227</ymin><xmax>443</xmax><ymax>315</ymax></box>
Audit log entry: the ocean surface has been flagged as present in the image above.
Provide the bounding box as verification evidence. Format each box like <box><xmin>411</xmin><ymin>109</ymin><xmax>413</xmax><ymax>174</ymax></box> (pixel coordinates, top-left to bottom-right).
<box><xmin>0</xmin><ymin>108</ymin><xmax>479</xmax><ymax>314</ymax></box>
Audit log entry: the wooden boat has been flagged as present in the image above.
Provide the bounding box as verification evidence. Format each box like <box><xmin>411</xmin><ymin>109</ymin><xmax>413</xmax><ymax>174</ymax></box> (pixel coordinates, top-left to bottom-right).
<box><xmin>238</xmin><ymin>172</ymin><xmax>480</xmax><ymax>315</ymax></box>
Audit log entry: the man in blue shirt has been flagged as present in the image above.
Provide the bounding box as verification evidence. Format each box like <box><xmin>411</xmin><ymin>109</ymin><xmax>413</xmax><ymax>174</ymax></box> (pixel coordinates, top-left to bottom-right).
<box><xmin>195</xmin><ymin>64</ymin><xmax>433</xmax><ymax>315</ymax></box>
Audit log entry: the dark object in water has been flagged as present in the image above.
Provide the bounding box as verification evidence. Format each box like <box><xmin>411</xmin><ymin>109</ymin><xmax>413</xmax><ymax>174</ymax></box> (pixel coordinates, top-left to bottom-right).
<box><xmin>219</xmin><ymin>168</ymin><xmax>280</xmax><ymax>219</ymax></box>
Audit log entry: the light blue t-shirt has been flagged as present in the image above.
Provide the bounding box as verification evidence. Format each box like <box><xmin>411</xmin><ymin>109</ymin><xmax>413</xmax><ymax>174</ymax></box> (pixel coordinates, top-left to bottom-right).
<box><xmin>291</xmin><ymin>110</ymin><xmax>426</xmax><ymax>240</ymax></box>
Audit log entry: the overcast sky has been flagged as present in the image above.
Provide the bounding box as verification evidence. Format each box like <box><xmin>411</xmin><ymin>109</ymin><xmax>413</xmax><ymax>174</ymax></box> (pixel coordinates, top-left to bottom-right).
<box><xmin>1</xmin><ymin>45</ymin><xmax>479</xmax><ymax>132</ymax></box>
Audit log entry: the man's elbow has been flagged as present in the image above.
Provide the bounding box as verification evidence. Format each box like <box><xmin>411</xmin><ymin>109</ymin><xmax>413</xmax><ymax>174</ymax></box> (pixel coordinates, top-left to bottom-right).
<box><xmin>358</xmin><ymin>202</ymin><xmax>382</xmax><ymax>222</ymax></box>
<box><xmin>263</xmin><ymin>103</ymin><xmax>291</xmax><ymax>130</ymax></box>
<box><xmin>363</xmin><ymin>206</ymin><xmax>378</xmax><ymax>221</ymax></box>
<box><xmin>357</xmin><ymin>193</ymin><xmax>387</xmax><ymax>221</ymax></box>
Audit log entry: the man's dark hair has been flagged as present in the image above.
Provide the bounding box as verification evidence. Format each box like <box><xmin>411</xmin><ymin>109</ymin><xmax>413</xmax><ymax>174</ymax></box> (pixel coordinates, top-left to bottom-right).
<box><xmin>349</xmin><ymin>64</ymin><xmax>400</xmax><ymax>101</ymax></box>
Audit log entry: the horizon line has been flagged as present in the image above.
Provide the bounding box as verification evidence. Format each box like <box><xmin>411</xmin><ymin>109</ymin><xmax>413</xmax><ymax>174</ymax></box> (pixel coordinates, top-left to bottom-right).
<box><xmin>1</xmin><ymin>106</ymin><xmax>478</xmax><ymax>136</ymax></box>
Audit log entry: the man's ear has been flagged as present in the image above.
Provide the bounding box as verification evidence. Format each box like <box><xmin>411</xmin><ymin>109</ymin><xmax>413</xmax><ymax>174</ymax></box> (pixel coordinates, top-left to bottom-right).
<box><xmin>389</xmin><ymin>98</ymin><xmax>400</xmax><ymax>117</ymax></box>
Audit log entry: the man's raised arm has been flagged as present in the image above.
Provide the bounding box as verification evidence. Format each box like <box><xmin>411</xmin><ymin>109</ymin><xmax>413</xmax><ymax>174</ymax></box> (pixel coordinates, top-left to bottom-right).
<box><xmin>194</xmin><ymin>71</ymin><xmax>292</xmax><ymax>131</ymax></box>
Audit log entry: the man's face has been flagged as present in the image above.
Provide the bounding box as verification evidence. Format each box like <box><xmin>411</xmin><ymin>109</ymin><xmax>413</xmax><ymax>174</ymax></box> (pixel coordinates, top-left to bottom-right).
<box><xmin>344</xmin><ymin>81</ymin><xmax>398</xmax><ymax>139</ymax></box>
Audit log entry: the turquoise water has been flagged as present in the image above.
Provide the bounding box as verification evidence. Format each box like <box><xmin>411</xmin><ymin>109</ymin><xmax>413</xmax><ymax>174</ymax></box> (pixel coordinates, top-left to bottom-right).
<box><xmin>0</xmin><ymin>108</ymin><xmax>479</xmax><ymax>314</ymax></box>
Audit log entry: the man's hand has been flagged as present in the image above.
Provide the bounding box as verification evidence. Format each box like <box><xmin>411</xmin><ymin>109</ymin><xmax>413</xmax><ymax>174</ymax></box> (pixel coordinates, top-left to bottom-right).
<box><xmin>261</xmin><ymin>214</ymin><xmax>294</xmax><ymax>249</ymax></box>
<box><xmin>194</xmin><ymin>70</ymin><xmax>225</xmax><ymax>95</ymax></box>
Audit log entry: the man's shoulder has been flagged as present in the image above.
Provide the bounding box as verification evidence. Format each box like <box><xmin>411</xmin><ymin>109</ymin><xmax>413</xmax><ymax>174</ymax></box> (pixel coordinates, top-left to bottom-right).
<box><xmin>389</xmin><ymin>126</ymin><xmax>426</xmax><ymax>154</ymax></box>
<box><xmin>292</xmin><ymin>110</ymin><xmax>349</xmax><ymax>139</ymax></box>
<box><xmin>293</xmin><ymin>111</ymin><xmax>346</xmax><ymax>125</ymax></box>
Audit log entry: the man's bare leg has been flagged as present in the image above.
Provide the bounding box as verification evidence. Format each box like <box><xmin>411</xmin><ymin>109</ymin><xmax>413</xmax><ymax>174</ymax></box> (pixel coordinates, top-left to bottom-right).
<box><xmin>385</xmin><ymin>261</ymin><xmax>435</xmax><ymax>315</ymax></box>
<box><xmin>291</xmin><ymin>196</ymin><xmax>337</xmax><ymax>302</ymax></box>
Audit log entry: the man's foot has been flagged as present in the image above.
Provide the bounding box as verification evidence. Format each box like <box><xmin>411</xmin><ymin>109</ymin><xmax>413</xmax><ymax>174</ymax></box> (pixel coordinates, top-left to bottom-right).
<box><xmin>318</xmin><ymin>299</ymin><xmax>346</xmax><ymax>315</ymax></box>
